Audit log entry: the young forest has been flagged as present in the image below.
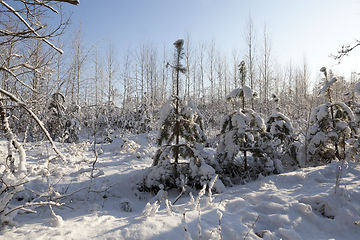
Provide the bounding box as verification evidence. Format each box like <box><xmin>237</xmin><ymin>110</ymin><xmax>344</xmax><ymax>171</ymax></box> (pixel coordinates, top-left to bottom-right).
<box><xmin>1</xmin><ymin>1</ymin><xmax>360</xmax><ymax>239</ymax></box>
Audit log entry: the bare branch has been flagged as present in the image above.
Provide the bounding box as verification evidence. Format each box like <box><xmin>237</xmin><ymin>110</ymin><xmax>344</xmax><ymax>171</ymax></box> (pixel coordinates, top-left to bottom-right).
<box><xmin>4</xmin><ymin>201</ymin><xmax>65</xmax><ymax>216</ymax></box>
<box><xmin>0</xmin><ymin>67</ymin><xmax>40</xmax><ymax>94</ymax></box>
<box><xmin>51</xmin><ymin>0</ymin><xmax>80</xmax><ymax>5</ymax></box>
<box><xmin>19</xmin><ymin>0</ymin><xmax>58</xmax><ymax>14</ymax></box>
<box><xmin>0</xmin><ymin>0</ymin><xmax>64</xmax><ymax>54</ymax></box>
<box><xmin>51</xmin><ymin>184</ymin><xmax>94</xmax><ymax>200</ymax></box>
<box><xmin>88</xmin><ymin>181</ymin><xmax>122</xmax><ymax>194</ymax></box>
<box><xmin>331</xmin><ymin>39</ymin><xmax>360</xmax><ymax>63</ymax></box>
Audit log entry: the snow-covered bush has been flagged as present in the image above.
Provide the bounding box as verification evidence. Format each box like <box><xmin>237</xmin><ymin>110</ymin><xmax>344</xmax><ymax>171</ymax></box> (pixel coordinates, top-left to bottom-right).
<box><xmin>216</xmin><ymin>109</ymin><xmax>267</xmax><ymax>162</ymax></box>
<box><xmin>119</xmin><ymin>198</ymin><xmax>135</xmax><ymax>212</ymax></box>
<box><xmin>64</xmin><ymin>141</ymin><xmax>91</xmax><ymax>163</ymax></box>
<box><xmin>341</xmin><ymin>82</ymin><xmax>360</xmax><ymax>162</ymax></box>
<box><xmin>113</xmin><ymin>138</ymin><xmax>149</xmax><ymax>159</ymax></box>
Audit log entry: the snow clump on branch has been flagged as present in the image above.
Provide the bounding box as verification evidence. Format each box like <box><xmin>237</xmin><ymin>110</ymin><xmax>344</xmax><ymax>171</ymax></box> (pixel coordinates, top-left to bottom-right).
<box><xmin>318</xmin><ymin>77</ymin><xmax>337</xmax><ymax>96</ymax></box>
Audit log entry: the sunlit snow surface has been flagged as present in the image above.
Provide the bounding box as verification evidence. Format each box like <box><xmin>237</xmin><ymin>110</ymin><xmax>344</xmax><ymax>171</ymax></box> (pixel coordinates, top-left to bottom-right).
<box><xmin>1</xmin><ymin>133</ymin><xmax>360</xmax><ymax>240</ymax></box>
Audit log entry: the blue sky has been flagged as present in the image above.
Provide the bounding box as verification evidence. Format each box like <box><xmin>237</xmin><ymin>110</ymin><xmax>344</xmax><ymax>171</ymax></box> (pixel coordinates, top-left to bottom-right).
<box><xmin>61</xmin><ymin>0</ymin><xmax>360</xmax><ymax>82</ymax></box>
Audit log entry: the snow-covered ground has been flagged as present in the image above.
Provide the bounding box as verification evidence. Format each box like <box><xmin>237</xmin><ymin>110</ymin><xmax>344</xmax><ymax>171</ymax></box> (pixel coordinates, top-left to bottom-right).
<box><xmin>1</xmin><ymin>133</ymin><xmax>360</xmax><ymax>240</ymax></box>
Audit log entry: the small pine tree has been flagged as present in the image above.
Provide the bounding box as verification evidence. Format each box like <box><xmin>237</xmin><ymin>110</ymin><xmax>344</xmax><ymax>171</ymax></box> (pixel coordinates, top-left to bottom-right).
<box><xmin>63</xmin><ymin>102</ymin><xmax>80</xmax><ymax>143</ymax></box>
<box><xmin>265</xmin><ymin>94</ymin><xmax>298</xmax><ymax>165</ymax></box>
<box><xmin>216</xmin><ymin>108</ymin><xmax>272</xmax><ymax>166</ymax></box>
<box><xmin>215</xmin><ymin>61</ymin><xmax>276</xmax><ymax>183</ymax></box>
<box><xmin>306</xmin><ymin>67</ymin><xmax>358</xmax><ymax>164</ymax></box>
<box><xmin>46</xmin><ymin>92</ymin><xmax>66</xmax><ymax>140</ymax></box>
<box><xmin>144</xmin><ymin>40</ymin><xmax>223</xmax><ymax>192</ymax></box>
<box><xmin>340</xmin><ymin>81</ymin><xmax>360</xmax><ymax>162</ymax></box>
<box><xmin>148</xmin><ymin>98</ymin><xmax>211</xmax><ymax>190</ymax></box>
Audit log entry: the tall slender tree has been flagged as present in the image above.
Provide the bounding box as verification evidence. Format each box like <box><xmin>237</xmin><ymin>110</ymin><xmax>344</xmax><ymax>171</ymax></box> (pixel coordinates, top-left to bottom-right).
<box><xmin>243</xmin><ymin>12</ymin><xmax>257</xmax><ymax>110</ymax></box>
<box><xmin>145</xmin><ymin>39</ymin><xmax>215</xmax><ymax>191</ymax></box>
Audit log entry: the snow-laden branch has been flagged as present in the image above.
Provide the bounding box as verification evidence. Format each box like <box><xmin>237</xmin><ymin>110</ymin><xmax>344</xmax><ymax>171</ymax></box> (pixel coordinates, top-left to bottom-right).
<box><xmin>4</xmin><ymin>201</ymin><xmax>65</xmax><ymax>216</ymax></box>
<box><xmin>318</xmin><ymin>77</ymin><xmax>337</xmax><ymax>96</ymax></box>
<box><xmin>331</xmin><ymin>40</ymin><xmax>360</xmax><ymax>63</ymax></box>
<box><xmin>0</xmin><ymin>88</ymin><xmax>66</xmax><ymax>162</ymax></box>
<box><xmin>0</xmin><ymin>66</ymin><xmax>40</xmax><ymax>94</ymax></box>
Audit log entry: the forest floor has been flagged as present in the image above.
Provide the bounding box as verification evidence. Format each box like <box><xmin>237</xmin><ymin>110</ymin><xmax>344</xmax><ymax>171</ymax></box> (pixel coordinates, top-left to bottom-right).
<box><xmin>1</xmin><ymin>132</ymin><xmax>360</xmax><ymax>240</ymax></box>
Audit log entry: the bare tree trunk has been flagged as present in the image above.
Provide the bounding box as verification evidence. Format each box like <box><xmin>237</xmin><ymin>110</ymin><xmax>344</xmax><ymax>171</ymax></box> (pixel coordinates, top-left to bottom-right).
<box><xmin>69</xmin><ymin>23</ymin><xmax>93</xmax><ymax>105</ymax></box>
<box><xmin>258</xmin><ymin>22</ymin><xmax>274</xmax><ymax>116</ymax></box>
<box><xmin>105</xmin><ymin>39</ymin><xmax>119</xmax><ymax>106</ymax></box>
<box><xmin>184</xmin><ymin>34</ymin><xmax>192</xmax><ymax>101</ymax></box>
<box><xmin>243</xmin><ymin>13</ymin><xmax>257</xmax><ymax>110</ymax></box>
<box><xmin>198</xmin><ymin>42</ymin><xmax>206</xmax><ymax>106</ymax></box>
<box><xmin>208</xmin><ymin>40</ymin><xmax>216</xmax><ymax>105</ymax></box>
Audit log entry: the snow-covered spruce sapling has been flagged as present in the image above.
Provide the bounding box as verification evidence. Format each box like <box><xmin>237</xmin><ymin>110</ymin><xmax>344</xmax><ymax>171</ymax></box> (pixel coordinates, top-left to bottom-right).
<box><xmin>346</xmin><ymin>81</ymin><xmax>360</xmax><ymax>162</ymax></box>
<box><xmin>216</xmin><ymin>61</ymin><xmax>254</xmax><ymax>171</ymax></box>
<box><xmin>216</xmin><ymin>107</ymin><xmax>273</xmax><ymax>179</ymax></box>
<box><xmin>170</xmin><ymin>39</ymin><xmax>187</xmax><ymax>181</ymax></box>
<box><xmin>344</xmin><ymin>86</ymin><xmax>359</xmax><ymax>113</ymax></box>
<box><xmin>62</xmin><ymin>102</ymin><xmax>81</xmax><ymax>143</ymax></box>
<box><xmin>144</xmin><ymin>39</ymin><xmax>221</xmax><ymax>192</ymax></box>
<box><xmin>265</xmin><ymin>94</ymin><xmax>298</xmax><ymax>168</ymax></box>
<box><xmin>150</xmin><ymin>39</ymin><xmax>187</xmax><ymax>187</ymax></box>
<box><xmin>148</xmin><ymin>98</ymin><xmax>210</xmax><ymax>190</ymax></box>
<box><xmin>46</xmin><ymin>92</ymin><xmax>66</xmax><ymax>141</ymax></box>
<box><xmin>306</xmin><ymin>67</ymin><xmax>357</xmax><ymax>165</ymax></box>
<box><xmin>216</xmin><ymin>65</ymin><xmax>274</xmax><ymax>181</ymax></box>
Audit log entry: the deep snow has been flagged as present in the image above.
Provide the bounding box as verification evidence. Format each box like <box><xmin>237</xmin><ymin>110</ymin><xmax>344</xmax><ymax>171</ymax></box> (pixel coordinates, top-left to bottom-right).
<box><xmin>1</xmin><ymin>133</ymin><xmax>360</xmax><ymax>240</ymax></box>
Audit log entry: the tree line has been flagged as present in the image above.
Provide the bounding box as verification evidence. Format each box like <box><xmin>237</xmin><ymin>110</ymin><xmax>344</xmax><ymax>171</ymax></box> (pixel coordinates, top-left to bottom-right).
<box><xmin>0</xmin><ymin>3</ymin><xmax>357</xmax><ymax>142</ymax></box>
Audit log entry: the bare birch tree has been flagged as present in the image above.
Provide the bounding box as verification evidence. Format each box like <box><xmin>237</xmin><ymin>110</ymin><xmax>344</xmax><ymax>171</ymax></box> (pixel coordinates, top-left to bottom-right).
<box><xmin>0</xmin><ymin>0</ymin><xmax>78</xmax><ymax>224</ymax></box>
<box><xmin>207</xmin><ymin>39</ymin><xmax>216</xmax><ymax>104</ymax></box>
<box><xmin>243</xmin><ymin>13</ymin><xmax>257</xmax><ymax>110</ymax></box>
<box><xmin>258</xmin><ymin>22</ymin><xmax>275</xmax><ymax>115</ymax></box>
<box><xmin>105</xmin><ymin>39</ymin><xmax>119</xmax><ymax>106</ymax></box>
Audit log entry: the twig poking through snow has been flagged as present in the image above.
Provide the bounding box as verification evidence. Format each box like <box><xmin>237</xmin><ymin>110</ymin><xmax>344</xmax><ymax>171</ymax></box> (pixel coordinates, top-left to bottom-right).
<box><xmin>181</xmin><ymin>210</ymin><xmax>193</xmax><ymax>240</ymax></box>
<box><xmin>173</xmin><ymin>177</ymin><xmax>187</xmax><ymax>205</ymax></box>
<box><xmin>207</xmin><ymin>174</ymin><xmax>218</xmax><ymax>206</ymax></box>
<box><xmin>217</xmin><ymin>209</ymin><xmax>223</xmax><ymax>240</ymax></box>
<box><xmin>194</xmin><ymin>184</ymin><xmax>206</xmax><ymax>211</ymax></box>
<box><xmin>195</xmin><ymin>184</ymin><xmax>206</xmax><ymax>238</ymax></box>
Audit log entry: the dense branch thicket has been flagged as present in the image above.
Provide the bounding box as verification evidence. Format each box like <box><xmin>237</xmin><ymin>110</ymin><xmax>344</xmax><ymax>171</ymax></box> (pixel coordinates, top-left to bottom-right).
<box><xmin>0</xmin><ymin>0</ymin><xmax>77</xmax><ymax>226</ymax></box>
